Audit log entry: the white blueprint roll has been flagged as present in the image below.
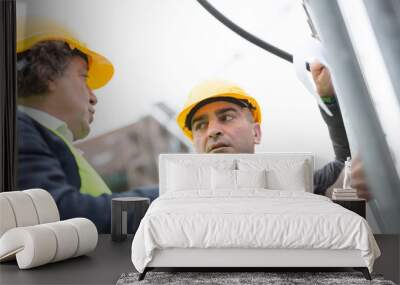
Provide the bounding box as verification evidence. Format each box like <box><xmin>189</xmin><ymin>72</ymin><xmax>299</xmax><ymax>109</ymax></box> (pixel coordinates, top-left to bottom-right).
<box><xmin>0</xmin><ymin>196</ymin><xmax>17</xmax><ymax>237</ymax></box>
<box><xmin>65</xmin><ymin>218</ymin><xmax>98</xmax><ymax>257</ymax></box>
<box><xmin>23</xmin><ymin>189</ymin><xmax>60</xmax><ymax>223</ymax></box>
<box><xmin>0</xmin><ymin>226</ymin><xmax>57</xmax><ymax>269</ymax></box>
<box><xmin>0</xmin><ymin>191</ymin><xmax>39</xmax><ymax>227</ymax></box>
<box><xmin>42</xmin><ymin>221</ymin><xmax>79</xmax><ymax>262</ymax></box>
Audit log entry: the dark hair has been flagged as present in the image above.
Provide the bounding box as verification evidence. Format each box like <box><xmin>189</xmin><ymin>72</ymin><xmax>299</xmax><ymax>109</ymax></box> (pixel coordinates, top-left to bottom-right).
<box><xmin>17</xmin><ymin>40</ymin><xmax>88</xmax><ymax>98</ymax></box>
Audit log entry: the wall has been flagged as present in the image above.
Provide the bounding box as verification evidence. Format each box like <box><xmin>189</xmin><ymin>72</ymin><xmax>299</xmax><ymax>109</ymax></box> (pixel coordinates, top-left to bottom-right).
<box><xmin>374</xmin><ymin>235</ymin><xmax>400</xmax><ymax>284</ymax></box>
<box><xmin>16</xmin><ymin>0</ymin><xmax>336</xmax><ymax>169</ymax></box>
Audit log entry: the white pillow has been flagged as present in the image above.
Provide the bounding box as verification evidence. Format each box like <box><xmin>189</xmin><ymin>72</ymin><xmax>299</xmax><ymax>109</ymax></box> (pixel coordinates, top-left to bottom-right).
<box><xmin>211</xmin><ymin>169</ymin><xmax>268</xmax><ymax>191</ymax></box>
<box><xmin>166</xmin><ymin>162</ymin><xmax>211</xmax><ymax>192</ymax></box>
<box><xmin>238</xmin><ymin>159</ymin><xmax>309</xmax><ymax>191</ymax></box>
<box><xmin>236</xmin><ymin>169</ymin><xmax>268</xmax><ymax>189</ymax></box>
<box><xmin>211</xmin><ymin>168</ymin><xmax>236</xmax><ymax>190</ymax></box>
<box><xmin>166</xmin><ymin>159</ymin><xmax>236</xmax><ymax>192</ymax></box>
<box><xmin>266</xmin><ymin>164</ymin><xmax>307</xmax><ymax>191</ymax></box>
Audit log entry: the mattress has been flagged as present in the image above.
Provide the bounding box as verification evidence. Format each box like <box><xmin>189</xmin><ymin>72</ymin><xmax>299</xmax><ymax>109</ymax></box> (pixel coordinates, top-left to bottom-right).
<box><xmin>131</xmin><ymin>190</ymin><xmax>380</xmax><ymax>273</ymax></box>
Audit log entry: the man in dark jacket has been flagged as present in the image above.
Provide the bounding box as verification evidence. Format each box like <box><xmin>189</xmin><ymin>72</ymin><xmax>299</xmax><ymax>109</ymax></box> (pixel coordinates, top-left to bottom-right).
<box><xmin>17</xmin><ymin>22</ymin><xmax>157</xmax><ymax>233</ymax></box>
<box><xmin>176</xmin><ymin>79</ymin><xmax>351</xmax><ymax>196</ymax></box>
<box><xmin>310</xmin><ymin>61</ymin><xmax>370</xmax><ymax>200</ymax></box>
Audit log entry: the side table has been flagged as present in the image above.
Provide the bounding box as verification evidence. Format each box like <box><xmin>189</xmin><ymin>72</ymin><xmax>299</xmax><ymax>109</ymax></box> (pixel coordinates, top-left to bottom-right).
<box><xmin>332</xmin><ymin>198</ymin><xmax>366</xmax><ymax>218</ymax></box>
<box><xmin>111</xmin><ymin>197</ymin><xmax>149</xmax><ymax>241</ymax></box>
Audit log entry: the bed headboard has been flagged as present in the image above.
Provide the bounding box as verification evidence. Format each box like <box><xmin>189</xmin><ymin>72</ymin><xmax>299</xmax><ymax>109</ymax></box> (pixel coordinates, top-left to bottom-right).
<box><xmin>159</xmin><ymin>153</ymin><xmax>314</xmax><ymax>195</ymax></box>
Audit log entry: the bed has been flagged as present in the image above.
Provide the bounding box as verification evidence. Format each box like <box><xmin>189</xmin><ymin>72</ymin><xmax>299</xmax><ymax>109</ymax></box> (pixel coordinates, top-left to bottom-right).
<box><xmin>131</xmin><ymin>153</ymin><xmax>380</xmax><ymax>280</ymax></box>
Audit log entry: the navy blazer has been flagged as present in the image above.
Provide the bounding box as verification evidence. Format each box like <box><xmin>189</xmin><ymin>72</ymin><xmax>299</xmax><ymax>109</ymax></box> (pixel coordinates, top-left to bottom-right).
<box><xmin>17</xmin><ymin>111</ymin><xmax>158</xmax><ymax>233</ymax></box>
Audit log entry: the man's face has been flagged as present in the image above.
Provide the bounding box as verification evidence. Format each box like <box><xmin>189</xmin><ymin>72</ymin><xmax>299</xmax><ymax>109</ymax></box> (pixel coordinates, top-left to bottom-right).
<box><xmin>50</xmin><ymin>56</ymin><xmax>97</xmax><ymax>140</ymax></box>
<box><xmin>191</xmin><ymin>101</ymin><xmax>261</xmax><ymax>154</ymax></box>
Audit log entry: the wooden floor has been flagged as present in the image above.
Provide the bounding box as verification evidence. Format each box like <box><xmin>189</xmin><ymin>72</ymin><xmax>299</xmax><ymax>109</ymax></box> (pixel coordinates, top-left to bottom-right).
<box><xmin>0</xmin><ymin>234</ymin><xmax>398</xmax><ymax>284</ymax></box>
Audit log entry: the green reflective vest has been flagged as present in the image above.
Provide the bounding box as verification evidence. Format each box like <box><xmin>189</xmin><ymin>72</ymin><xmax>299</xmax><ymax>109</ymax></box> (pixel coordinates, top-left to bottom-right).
<box><xmin>50</xmin><ymin>129</ymin><xmax>111</xmax><ymax>197</ymax></box>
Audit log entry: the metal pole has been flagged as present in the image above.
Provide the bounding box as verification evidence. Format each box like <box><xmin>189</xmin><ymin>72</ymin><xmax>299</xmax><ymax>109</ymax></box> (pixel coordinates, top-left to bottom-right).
<box><xmin>306</xmin><ymin>0</ymin><xmax>400</xmax><ymax>233</ymax></box>
<box><xmin>363</xmin><ymin>0</ymin><xmax>400</xmax><ymax>105</ymax></box>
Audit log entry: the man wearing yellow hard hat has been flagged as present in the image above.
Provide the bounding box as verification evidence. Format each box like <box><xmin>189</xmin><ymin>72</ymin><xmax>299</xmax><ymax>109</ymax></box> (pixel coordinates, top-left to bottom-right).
<box><xmin>16</xmin><ymin>19</ymin><xmax>157</xmax><ymax>233</ymax></box>
<box><xmin>177</xmin><ymin>80</ymin><xmax>262</xmax><ymax>154</ymax></box>
<box><xmin>177</xmin><ymin>79</ymin><xmax>351</xmax><ymax>196</ymax></box>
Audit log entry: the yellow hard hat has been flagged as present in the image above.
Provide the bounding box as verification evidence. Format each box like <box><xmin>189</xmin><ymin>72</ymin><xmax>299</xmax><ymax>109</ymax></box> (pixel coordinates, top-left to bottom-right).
<box><xmin>17</xmin><ymin>18</ymin><xmax>114</xmax><ymax>90</ymax></box>
<box><xmin>177</xmin><ymin>80</ymin><xmax>262</xmax><ymax>140</ymax></box>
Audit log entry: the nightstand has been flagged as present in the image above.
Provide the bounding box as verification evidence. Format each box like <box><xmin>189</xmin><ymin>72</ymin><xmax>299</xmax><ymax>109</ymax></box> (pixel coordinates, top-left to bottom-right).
<box><xmin>111</xmin><ymin>197</ymin><xmax>149</xmax><ymax>242</ymax></box>
<box><xmin>332</xmin><ymin>199</ymin><xmax>366</xmax><ymax>218</ymax></box>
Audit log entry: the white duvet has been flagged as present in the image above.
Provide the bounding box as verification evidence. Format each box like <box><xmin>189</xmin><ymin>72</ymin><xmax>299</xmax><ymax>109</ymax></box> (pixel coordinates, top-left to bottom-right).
<box><xmin>131</xmin><ymin>190</ymin><xmax>380</xmax><ymax>273</ymax></box>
